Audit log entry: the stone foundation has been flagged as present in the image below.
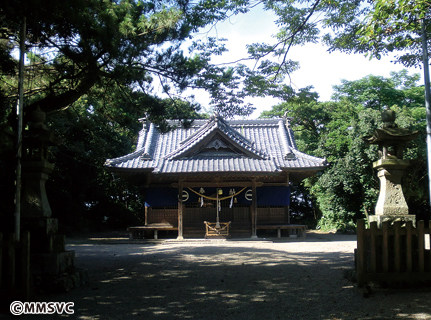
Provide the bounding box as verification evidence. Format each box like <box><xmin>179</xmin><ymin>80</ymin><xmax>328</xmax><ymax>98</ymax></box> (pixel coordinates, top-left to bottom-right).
<box><xmin>368</xmin><ymin>214</ymin><xmax>416</xmax><ymax>228</ymax></box>
<box><xmin>31</xmin><ymin>251</ymin><xmax>75</xmax><ymax>275</ymax></box>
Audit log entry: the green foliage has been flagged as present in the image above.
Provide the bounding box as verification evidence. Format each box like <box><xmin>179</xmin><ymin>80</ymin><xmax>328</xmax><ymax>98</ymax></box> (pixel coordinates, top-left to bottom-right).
<box><xmin>358</xmin><ymin>0</ymin><xmax>431</xmax><ymax>67</ymax></box>
<box><xmin>238</xmin><ymin>1</ymin><xmax>430</xmax><ymax>74</ymax></box>
<box><xmin>1</xmin><ymin>0</ymin><xmax>263</xmax><ymax>232</ymax></box>
<box><xmin>289</xmin><ymin>183</ymin><xmax>320</xmax><ymax>228</ymax></box>
<box><xmin>320</xmin><ymin>0</ymin><xmax>431</xmax><ymax>67</ymax></box>
<box><xmin>44</xmin><ymin>83</ymin><xmax>208</xmax><ymax>233</ymax></box>
<box><xmin>1</xmin><ymin>0</ymin><xmax>305</xmax><ymax>124</ymax></box>
<box><xmin>45</xmin><ymin>92</ymin><xmax>142</xmax><ymax>233</ymax></box>
<box><xmin>2</xmin><ymin>0</ymin><xmax>430</xmax><ymax>233</ymax></box>
<box><xmin>261</xmin><ymin>70</ymin><xmax>428</xmax><ymax>231</ymax></box>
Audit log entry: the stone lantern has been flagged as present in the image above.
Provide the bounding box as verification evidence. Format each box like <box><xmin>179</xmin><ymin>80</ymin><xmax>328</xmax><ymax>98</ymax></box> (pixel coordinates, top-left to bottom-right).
<box><xmin>367</xmin><ymin>109</ymin><xmax>419</xmax><ymax>227</ymax></box>
<box><xmin>21</xmin><ymin>107</ymin><xmax>77</xmax><ymax>290</ymax></box>
<box><xmin>22</xmin><ymin>106</ymin><xmax>62</xmax><ymax>220</ymax></box>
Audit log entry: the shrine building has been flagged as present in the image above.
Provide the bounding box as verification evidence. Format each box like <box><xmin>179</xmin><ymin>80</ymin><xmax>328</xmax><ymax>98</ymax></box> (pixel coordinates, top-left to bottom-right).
<box><xmin>105</xmin><ymin>114</ymin><xmax>328</xmax><ymax>239</ymax></box>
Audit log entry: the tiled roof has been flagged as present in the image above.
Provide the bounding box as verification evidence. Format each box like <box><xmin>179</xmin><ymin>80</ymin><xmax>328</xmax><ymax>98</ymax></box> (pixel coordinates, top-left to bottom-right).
<box><xmin>164</xmin><ymin>116</ymin><xmax>268</xmax><ymax>160</ymax></box>
<box><xmin>105</xmin><ymin>116</ymin><xmax>328</xmax><ymax>175</ymax></box>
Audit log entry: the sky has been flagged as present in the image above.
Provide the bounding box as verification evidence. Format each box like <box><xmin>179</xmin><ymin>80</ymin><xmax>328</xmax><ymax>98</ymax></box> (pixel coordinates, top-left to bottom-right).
<box><xmin>184</xmin><ymin>4</ymin><xmax>424</xmax><ymax>119</ymax></box>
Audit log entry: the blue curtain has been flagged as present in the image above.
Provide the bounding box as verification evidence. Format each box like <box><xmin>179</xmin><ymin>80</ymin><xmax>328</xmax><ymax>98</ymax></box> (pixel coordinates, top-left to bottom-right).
<box><xmin>144</xmin><ymin>186</ymin><xmax>290</xmax><ymax>207</ymax></box>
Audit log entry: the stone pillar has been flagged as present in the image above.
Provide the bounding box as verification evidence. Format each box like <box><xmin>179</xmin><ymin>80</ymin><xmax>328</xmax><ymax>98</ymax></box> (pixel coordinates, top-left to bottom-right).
<box><xmin>21</xmin><ymin>159</ymin><xmax>54</xmax><ymax>218</ymax></box>
<box><xmin>20</xmin><ymin>159</ymin><xmax>65</xmax><ymax>254</ymax></box>
<box><xmin>374</xmin><ymin>159</ymin><xmax>409</xmax><ymax>216</ymax></box>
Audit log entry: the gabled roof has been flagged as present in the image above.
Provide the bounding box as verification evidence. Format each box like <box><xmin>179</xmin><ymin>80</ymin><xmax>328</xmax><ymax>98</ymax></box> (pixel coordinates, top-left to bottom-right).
<box><xmin>164</xmin><ymin>115</ymin><xmax>268</xmax><ymax>160</ymax></box>
<box><xmin>105</xmin><ymin>116</ymin><xmax>328</xmax><ymax>182</ymax></box>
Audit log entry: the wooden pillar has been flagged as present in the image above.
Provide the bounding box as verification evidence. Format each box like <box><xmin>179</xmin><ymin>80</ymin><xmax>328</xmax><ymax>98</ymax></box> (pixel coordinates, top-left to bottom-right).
<box><xmin>356</xmin><ymin>219</ymin><xmax>365</xmax><ymax>287</ymax></box>
<box><xmin>285</xmin><ymin>205</ymin><xmax>290</xmax><ymax>224</ymax></box>
<box><xmin>21</xmin><ymin>231</ymin><xmax>30</xmax><ymax>301</ymax></box>
<box><xmin>144</xmin><ymin>206</ymin><xmax>148</xmax><ymax>225</ymax></box>
<box><xmin>251</xmin><ymin>179</ymin><xmax>258</xmax><ymax>238</ymax></box>
<box><xmin>177</xmin><ymin>181</ymin><xmax>184</xmax><ymax>240</ymax></box>
<box><xmin>286</xmin><ymin>174</ymin><xmax>290</xmax><ymax>224</ymax></box>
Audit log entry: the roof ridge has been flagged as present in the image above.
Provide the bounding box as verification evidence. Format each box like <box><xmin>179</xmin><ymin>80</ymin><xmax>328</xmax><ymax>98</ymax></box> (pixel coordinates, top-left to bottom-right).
<box><xmin>285</xmin><ymin>123</ymin><xmax>298</xmax><ymax>150</ymax></box>
<box><xmin>164</xmin><ymin>116</ymin><xmax>268</xmax><ymax>160</ymax></box>
<box><xmin>277</xmin><ymin>119</ymin><xmax>296</xmax><ymax>160</ymax></box>
<box><xmin>292</xmin><ymin>149</ymin><xmax>328</xmax><ymax>165</ymax></box>
<box><xmin>105</xmin><ymin>116</ymin><xmax>330</xmax><ymax>176</ymax></box>
<box><xmin>105</xmin><ymin>148</ymin><xmax>147</xmax><ymax>166</ymax></box>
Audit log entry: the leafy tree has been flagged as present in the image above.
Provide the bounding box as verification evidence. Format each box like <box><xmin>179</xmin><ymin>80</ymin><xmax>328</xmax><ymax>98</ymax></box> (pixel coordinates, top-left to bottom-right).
<box><xmin>1</xmin><ymin>0</ymin><xmax>303</xmax><ymax>126</ymax></box>
<box><xmin>239</xmin><ymin>1</ymin><xmax>430</xmax><ymax>77</ymax></box>
<box><xmin>2</xmin><ymin>0</ymin><xmax>275</xmax><ymax>232</ymax></box>
<box><xmin>45</xmin><ymin>82</ymin><xmax>209</xmax><ymax>233</ymax></box>
<box><xmin>261</xmin><ymin>71</ymin><xmax>427</xmax><ymax>231</ymax></box>
<box><xmin>356</xmin><ymin>0</ymin><xmax>431</xmax><ymax>67</ymax></box>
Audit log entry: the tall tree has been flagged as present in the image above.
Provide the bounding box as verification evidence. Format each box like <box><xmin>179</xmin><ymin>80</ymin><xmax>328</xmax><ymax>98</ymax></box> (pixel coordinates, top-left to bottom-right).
<box><xmin>1</xmin><ymin>0</ymin><xmax>301</xmax><ymax>125</ymax></box>
<box><xmin>43</xmin><ymin>82</ymin><xmax>211</xmax><ymax>233</ymax></box>
<box><xmin>2</xmin><ymin>0</ymin><xmax>308</xmax><ymax>230</ymax></box>
<box><xmin>261</xmin><ymin>71</ymin><xmax>427</xmax><ymax>231</ymax></box>
<box><xmin>1</xmin><ymin>0</ymin><xmax>278</xmax><ymax>232</ymax></box>
<box><xmin>355</xmin><ymin>0</ymin><xmax>431</xmax><ymax>66</ymax></box>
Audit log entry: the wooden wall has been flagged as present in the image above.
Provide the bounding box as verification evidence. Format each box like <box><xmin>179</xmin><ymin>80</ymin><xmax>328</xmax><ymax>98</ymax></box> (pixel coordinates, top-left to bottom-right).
<box><xmin>146</xmin><ymin>206</ymin><xmax>177</xmax><ymax>226</ymax></box>
<box><xmin>257</xmin><ymin>206</ymin><xmax>288</xmax><ymax>224</ymax></box>
<box><xmin>146</xmin><ymin>203</ymin><xmax>289</xmax><ymax>238</ymax></box>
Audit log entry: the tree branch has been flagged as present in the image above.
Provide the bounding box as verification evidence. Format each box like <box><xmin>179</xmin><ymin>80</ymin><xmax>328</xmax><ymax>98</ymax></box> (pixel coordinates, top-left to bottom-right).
<box><xmin>274</xmin><ymin>0</ymin><xmax>322</xmax><ymax>80</ymax></box>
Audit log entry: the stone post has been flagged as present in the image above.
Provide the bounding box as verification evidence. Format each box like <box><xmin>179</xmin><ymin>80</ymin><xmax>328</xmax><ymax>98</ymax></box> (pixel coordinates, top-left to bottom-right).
<box><xmin>21</xmin><ymin>159</ymin><xmax>54</xmax><ymax>217</ymax></box>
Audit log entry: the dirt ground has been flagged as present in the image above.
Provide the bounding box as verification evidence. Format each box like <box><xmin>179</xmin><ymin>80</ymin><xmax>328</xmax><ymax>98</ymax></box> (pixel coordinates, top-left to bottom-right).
<box><xmin>12</xmin><ymin>231</ymin><xmax>431</xmax><ymax>319</ymax></box>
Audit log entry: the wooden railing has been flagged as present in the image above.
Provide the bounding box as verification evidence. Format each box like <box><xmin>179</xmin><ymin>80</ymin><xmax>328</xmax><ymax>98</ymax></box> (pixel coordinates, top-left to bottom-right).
<box><xmin>0</xmin><ymin>232</ymin><xmax>31</xmax><ymax>302</ymax></box>
<box><xmin>356</xmin><ymin>219</ymin><xmax>431</xmax><ymax>287</ymax></box>
<box><xmin>203</xmin><ymin>221</ymin><xmax>231</xmax><ymax>238</ymax></box>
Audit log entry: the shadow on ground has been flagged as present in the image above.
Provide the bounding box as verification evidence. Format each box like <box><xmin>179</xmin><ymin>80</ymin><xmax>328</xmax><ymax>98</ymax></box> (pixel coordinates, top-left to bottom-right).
<box><xmin>22</xmin><ymin>235</ymin><xmax>431</xmax><ymax>319</ymax></box>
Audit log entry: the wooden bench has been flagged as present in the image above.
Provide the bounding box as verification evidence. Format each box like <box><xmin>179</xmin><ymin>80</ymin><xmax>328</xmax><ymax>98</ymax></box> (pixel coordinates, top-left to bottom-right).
<box><xmin>256</xmin><ymin>224</ymin><xmax>307</xmax><ymax>238</ymax></box>
<box><xmin>128</xmin><ymin>223</ymin><xmax>178</xmax><ymax>240</ymax></box>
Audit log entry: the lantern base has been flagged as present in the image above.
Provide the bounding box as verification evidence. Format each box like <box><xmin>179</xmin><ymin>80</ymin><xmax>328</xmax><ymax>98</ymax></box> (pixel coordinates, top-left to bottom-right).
<box><xmin>368</xmin><ymin>214</ymin><xmax>416</xmax><ymax>228</ymax></box>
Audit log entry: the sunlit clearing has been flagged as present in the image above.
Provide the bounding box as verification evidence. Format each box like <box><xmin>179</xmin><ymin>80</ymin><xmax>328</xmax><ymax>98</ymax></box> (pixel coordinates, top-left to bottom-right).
<box><xmin>100</xmin><ymin>276</ymin><xmax>132</xmax><ymax>283</ymax></box>
<box><xmin>397</xmin><ymin>313</ymin><xmax>431</xmax><ymax>319</ymax></box>
<box><xmin>251</xmin><ymin>294</ymin><xmax>268</xmax><ymax>302</ymax></box>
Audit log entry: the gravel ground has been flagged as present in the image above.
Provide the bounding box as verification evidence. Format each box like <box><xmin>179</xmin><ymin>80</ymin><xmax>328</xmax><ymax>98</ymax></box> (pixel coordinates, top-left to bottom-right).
<box><xmin>12</xmin><ymin>231</ymin><xmax>431</xmax><ymax>319</ymax></box>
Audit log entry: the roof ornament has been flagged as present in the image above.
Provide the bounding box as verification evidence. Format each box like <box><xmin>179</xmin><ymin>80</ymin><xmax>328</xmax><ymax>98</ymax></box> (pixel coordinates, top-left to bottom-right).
<box><xmin>140</xmin><ymin>152</ymin><xmax>151</xmax><ymax>160</ymax></box>
<box><xmin>277</xmin><ymin>118</ymin><xmax>296</xmax><ymax>160</ymax></box>
<box><xmin>284</xmin><ymin>152</ymin><xmax>296</xmax><ymax>160</ymax></box>
<box><xmin>139</xmin><ymin>113</ymin><xmax>150</xmax><ymax>130</ymax></box>
<box><xmin>283</xmin><ymin>110</ymin><xmax>290</xmax><ymax>128</ymax></box>
<box><xmin>211</xmin><ymin>110</ymin><xmax>221</xmax><ymax>121</ymax></box>
<box><xmin>282</xmin><ymin>110</ymin><xmax>292</xmax><ymax>128</ymax></box>
<box><xmin>206</xmin><ymin>139</ymin><xmax>228</xmax><ymax>150</ymax></box>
